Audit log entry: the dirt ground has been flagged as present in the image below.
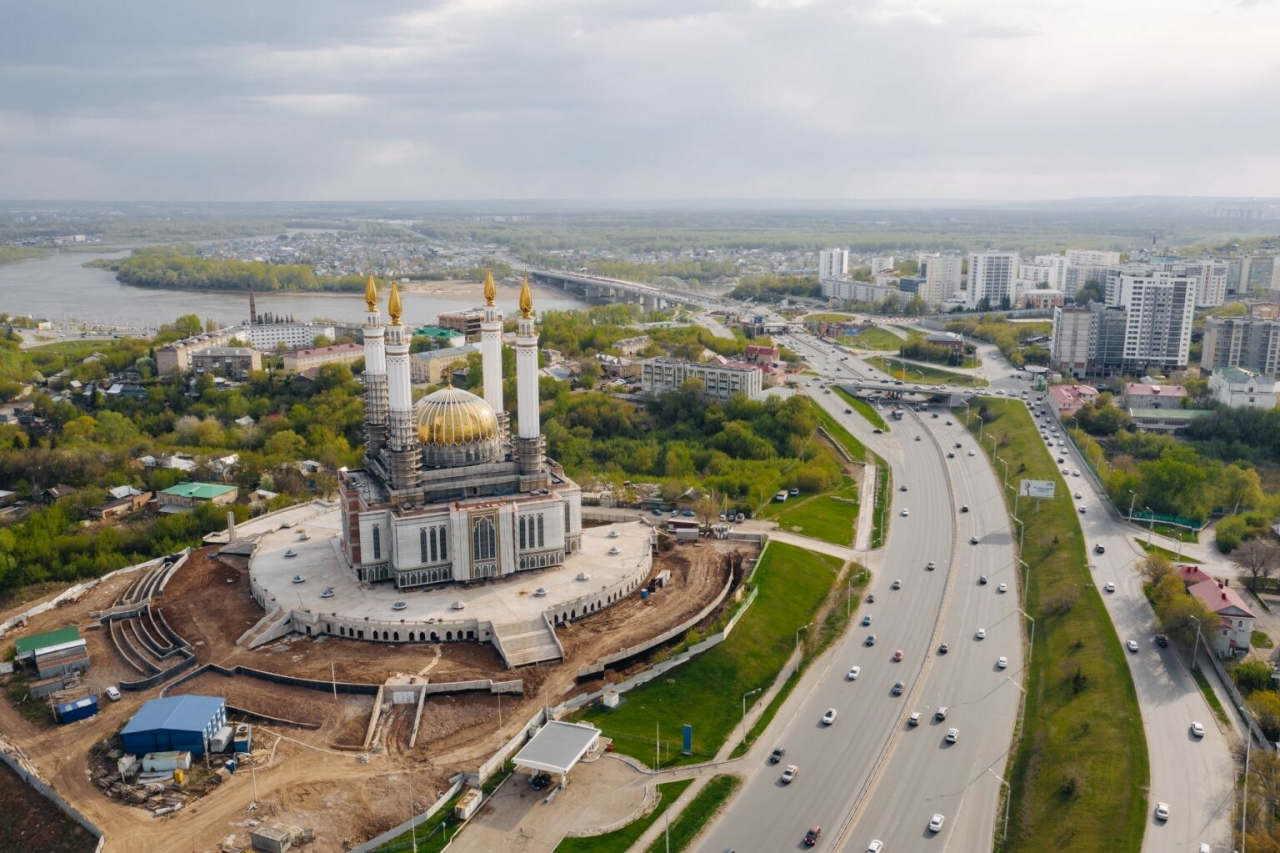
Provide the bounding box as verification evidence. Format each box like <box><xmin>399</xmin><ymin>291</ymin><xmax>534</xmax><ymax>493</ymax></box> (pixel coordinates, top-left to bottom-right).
<box><xmin>0</xmin><ymin>757</ymin><xmax>97</xmax><ymax>853</ymax></box>
<box><xmin>0</xmin><ymin>538</ymin><xmax>754</xmax><ymax>853</ymax></box>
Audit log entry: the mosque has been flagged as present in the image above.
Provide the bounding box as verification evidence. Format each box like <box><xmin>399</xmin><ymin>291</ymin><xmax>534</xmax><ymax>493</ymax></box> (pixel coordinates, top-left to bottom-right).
<box><xmin>337</xmin><ymin>271</ymin><xmax>584</xmax><ymax>589</ymax></box>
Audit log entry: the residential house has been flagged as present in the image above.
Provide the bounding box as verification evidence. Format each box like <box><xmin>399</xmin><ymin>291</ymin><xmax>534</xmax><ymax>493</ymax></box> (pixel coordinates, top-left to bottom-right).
<box><xmin>409</xmin><ymin>344</ymin><xmax>478</xmax><ymax>384</ymax></box>
<box><xmin>1208</xmin><ymin>366</ymin><xmax>1277</xmax><ymax>409</ymax></box>
<box><xmin>91</xmin><ymin>490</ymin><xmax>152</xmax><ymax>520</ymax></box>
<box><xmin>190</xmin><ymin>347</ymin><xmax>262</xmax><ymax>380</ymax></box>
<box><xmin>281</xmin><ymin>343</ymin><xmax>363</xmax><ymax>374</ymax></box>
<box><xmin>1122</xmin><ymin>383</ymin><xmax>1187</xmax><ymax>410</ymax></box>
<box><xmin>1188</xmin><ymin>579</ymin><xmax>1256</xmax><ymax>657</ymax></box>
<box><xmin>41</xmin><ymin>485</ymin><xmax>76</xmax><ymax>505</ymax></box>
<box><xmin>1046</xmin><ymin>384</ymin><xmax>1099</xmax><ymax>418</ymax></box>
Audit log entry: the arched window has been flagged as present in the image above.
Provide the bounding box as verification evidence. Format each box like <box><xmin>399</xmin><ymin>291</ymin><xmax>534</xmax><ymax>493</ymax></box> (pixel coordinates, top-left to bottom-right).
<box><xmin>372</xmin><ymin>524</ymin><xmax>381</xmax><ymax>560</ymax></box>
<box><xmin>420</xmin><ymin>528</ymin><xmax>429</xmax><ymax>563</ymax></box>
<box><xmin>473</xmin><ymin>517</ymin><xmax>496</xmax><ymax>561</ymax></box>
<box><xmin>519</xmin><ymin>517</ymin><xmax>526</xmax><ymax>550</ymax></box>
<box><xmin>537</xmin><ymin>515</ymin><xmax>545</xmax><ymax>548</ymax></box>
<box><xmin>439</xmin><ymin>527</ymin><xmax>448</xmax><ymax>560</ymax></box>
<box><xmin>429</xmin><ymin>528</ymin><xmax>438</xmax><ymax>562</ymax></box>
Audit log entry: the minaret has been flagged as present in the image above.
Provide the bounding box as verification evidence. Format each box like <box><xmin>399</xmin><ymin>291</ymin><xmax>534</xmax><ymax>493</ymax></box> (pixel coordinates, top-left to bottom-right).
<box><xmin>479</xmin><ymin>268</ymin><xmax>506</xmax><ymax>430</ymax></box>
<box><xmin>384</xmin><ymin>283</ymin><xmax>420</xmax><ymax>494</ymax></box>
<box><xmin>514</xmin><ymin>275</ymin><xmax>546</xmax><ymax>482</ymax></box>
<box><xmin>361</xmin><ymin>275</ymin><xmax>389</xmax><ymax>467</ymax></box>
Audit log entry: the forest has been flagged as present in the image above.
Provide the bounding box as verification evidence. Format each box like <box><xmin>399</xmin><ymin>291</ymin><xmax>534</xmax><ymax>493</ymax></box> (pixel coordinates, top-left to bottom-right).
<box><xmin>111</xmin><ymin>245</ymin><xmax>369</xmax><ymax>292</ymax></box>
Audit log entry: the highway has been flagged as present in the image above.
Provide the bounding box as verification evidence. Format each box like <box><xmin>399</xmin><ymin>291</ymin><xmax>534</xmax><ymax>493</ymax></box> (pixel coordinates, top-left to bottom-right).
<box><xmin>1062</xmin><ymin>418</ymin><xmax>1237</xmax><ymax>851</ymax></box>
<box><xmin>697</xmin><ymin>330</ymin><xmax>1023</xmax><ymax>853</ymax></box>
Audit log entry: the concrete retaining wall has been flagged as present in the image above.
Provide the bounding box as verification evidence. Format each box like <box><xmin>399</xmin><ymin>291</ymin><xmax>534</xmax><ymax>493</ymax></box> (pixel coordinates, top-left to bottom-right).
<box><xmin>348</xmin><ymin>776</ymin><xmax>467</xmax><ymax>853</ymax></box>
<box><xmin>578</xmin><ymin>567</ymin><xmax>734</xmax><ymax>678</ymax></box>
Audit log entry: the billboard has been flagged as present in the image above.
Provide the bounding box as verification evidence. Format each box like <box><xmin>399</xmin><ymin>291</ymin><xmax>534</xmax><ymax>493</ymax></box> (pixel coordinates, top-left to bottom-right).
<box><xmin>1019</xmin><ymin>479</ymin><xmax>1055</xmax><ymax>499</ymax></box>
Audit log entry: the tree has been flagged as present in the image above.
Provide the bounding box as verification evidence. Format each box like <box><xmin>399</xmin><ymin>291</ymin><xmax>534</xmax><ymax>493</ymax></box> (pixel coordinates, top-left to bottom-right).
<box><xmin>1235</xmin><ymin>538</ymin><xmax>1280</xmax><ymax>592</ymax></box>
<box><xmin>694</xmin><ymin>491</ymin><xmax>722</xmax><ymax>528</ymax></box>
<box><xmin>1139</xmin><ymin>552</ymin><xmax>1174</xmax><ymax>586</ymax></box>
<box><xmin>1219</xmin><ymin>463</ymin><xmax>1264</xmax><ymax>514</ymax></box>
<box><xmin>1236</xmin><ymin>659</ymin><xmax>1275</xmax><ymax>694</ymax></box>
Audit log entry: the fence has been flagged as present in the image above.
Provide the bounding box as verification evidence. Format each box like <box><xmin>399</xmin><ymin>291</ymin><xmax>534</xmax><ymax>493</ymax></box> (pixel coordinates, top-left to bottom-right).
<box><xmin>349</xmin><ymin>776</ymin><xmax>466</xmax><ymax>853</ymax></box>
<box><xmin>0</xmin><ymin>748</ymin><xmax>104</xmax><ymax>852</ymax></box>
<box><xmin>1204</xmin><ymin>652</ymin><xmax>1275</xmax><ymax>752</ymax></box>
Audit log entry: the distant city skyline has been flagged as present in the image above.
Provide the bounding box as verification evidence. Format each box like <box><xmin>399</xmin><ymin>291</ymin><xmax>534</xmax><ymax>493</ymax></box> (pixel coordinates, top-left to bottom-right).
<box><xmin>4</xmin><ymin>0</ymin><xmax>1280</xmax><ymax>201</ymax></box>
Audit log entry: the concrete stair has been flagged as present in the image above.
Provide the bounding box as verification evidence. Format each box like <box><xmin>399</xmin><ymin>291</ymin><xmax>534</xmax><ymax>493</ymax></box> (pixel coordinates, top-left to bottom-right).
<box><xmin>492</xmin><ymin>616</ymin><xmax>563</xmax><ymax>668</ymax></box>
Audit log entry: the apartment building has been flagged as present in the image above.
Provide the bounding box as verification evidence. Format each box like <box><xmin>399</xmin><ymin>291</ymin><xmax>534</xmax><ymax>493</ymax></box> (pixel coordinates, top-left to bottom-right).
<box><xmin>818</xmin><ymin>249</ymin><xmax>849</xmax><ymax>279</ymax></box>
<box><xmin>919</xmin><ymin>255</ymin><xmax>962</xmax><ymax>307</ymax></box>
<box><xmin>155</xmin><ymin>331</ymin><xmax>232</xmax><ymax>375</ymax></box>
<box><xmin>1050</xmin><ymin>306</ymin><xmax>1093</xmax><ymax>376</ymax></box>
<box><xmin>233</xmin><ymin>322</ymin><xmax>335</xmax><ymax>351</ymax></box>
<box><xmin>1017</xmin><ymin>255</ymin><xmax>1068</xmax><ymax>290</ymax></box>
<box><xmin>281</xmin><ymin>342</ymin><xmax>364</xmax><ymax>374</ymax></box>
<box><xmin>1202</xmin><ymin>309</ymin><xmax>1280</xmax><ymax>377</ymax></box>
<box><xmin>966</xmin><ymin>252</ymin><xmax>1019</xmax><ymax>309</ymax></box>
<box><xmin>640</xmin><ymin>357</ymin><xmax>763</xmax><ymax>401</ymax></box>
<box><xmin>1063</xmin><ymin>249</ymin><xmax>1122</xmax><ymax>297</ymax></box>
<box><xmin>190</xmin><ymin>347</ymin><xmax>262</xmax><ymax>380</ymax></box>
<box><xmin>1113</xmin><ymin>269</ymin><xmax>1195</xmax><ymax>370</ymax></box>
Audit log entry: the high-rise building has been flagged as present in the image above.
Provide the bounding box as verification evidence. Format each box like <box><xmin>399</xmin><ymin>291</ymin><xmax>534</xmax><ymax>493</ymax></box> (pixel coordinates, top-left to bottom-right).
<box><xmin>1115</xmin><ymin>269</ymin><xmax>1195</xmax><ymax>369</ymax></box>
<box><xmin>1063</xmin><ymin>249</ymin><xmax>1122</xmax><ymax>297</ymax></box>
<box><xmin>919</xmin><ymin>255</ymin><xmax>962</xmax><ymax>307</ymax></box>
<box><xmin>1018</xmin><ymin>255</ymin><xmax>1068</xmax><ymax>291</ymax></box>
<box><xmin>1202</xmin><ymin>311</ymin><xmax>1280</xmax><ymax>378</ymax></box>
<box><xmin>1050</xmin><ymin>306</ymin><xmax>1093</xmax><ymax>376</ymax></box>
<box><xmin>870</xmin><ymin>256</ymin><xmax>896</xmax><ymax>275</ymax></box>
<box><xmin>818</xmin><ymin>248</ymin><xmax>849</xmax><ymax>279</ymax></box>
<box><xmin>966</xmin><ymin>252</ymin><xmax>1019</xmax><ymax>309</ymax></box>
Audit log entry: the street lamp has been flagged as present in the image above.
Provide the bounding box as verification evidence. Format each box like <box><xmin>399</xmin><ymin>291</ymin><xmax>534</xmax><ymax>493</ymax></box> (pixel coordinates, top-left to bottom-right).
<box><xmin>1127</xmin><ymin>490</ymin><xmax>1137</xmax><ymax>523</ymax></box>
<box><xmin>995</xmin><ymin>454</ymin><xmax>1010</xmax><ymax>491</ymax></box>
<box><xmin>1189</xmin><ymin>615</ymin><xmax>1202</xmax><ymax>672</ymax></box>
<box><xmin>795</xmin><ymin>622</ymin><xmax>812</xmax><ymax>650</ymax></box>
<box><xmin>741</xmin><ymin>687</ymin><xmax>763</xmax><ymax>745</ymax></box>
<box><xmin>1017</xmin><ymin>606</ymin><xmax>1036</xmax><ymax>663</ymax></box>
<box><xmin>987</xmin><ymin>768</ymin><xmax>1013</xmax><ymax>843</ymax></box>
<box><xmin>1144</xmin><ymin>506</ymin><xmax>1157</xmax><ymax>546</ymax></box>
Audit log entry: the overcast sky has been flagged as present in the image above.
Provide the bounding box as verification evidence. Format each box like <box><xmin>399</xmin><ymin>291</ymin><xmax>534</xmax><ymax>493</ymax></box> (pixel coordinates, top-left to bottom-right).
<box><xmin>3</xmin><ymin>0</ymin><xmax>1279</xmax><ymax>201</ymax></box>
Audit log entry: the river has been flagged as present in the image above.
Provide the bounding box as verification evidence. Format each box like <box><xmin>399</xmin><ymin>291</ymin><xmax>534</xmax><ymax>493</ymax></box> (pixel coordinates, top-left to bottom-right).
<box><xmin>0</xmin><ymin>250</ymin><xmax>589</xmax><ymax>332</ymax></box>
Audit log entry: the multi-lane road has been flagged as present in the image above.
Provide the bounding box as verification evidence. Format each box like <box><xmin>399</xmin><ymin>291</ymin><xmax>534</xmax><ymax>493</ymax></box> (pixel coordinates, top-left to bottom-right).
<box><xmin>698</xmin><ymin>331</ymin><xmax>1024</xmax><ymax>852</ymax></box>
<box><xmin>694</xmin><ymin>318</ymin><xmax>1235</xmax><ymax>852</ymax></box>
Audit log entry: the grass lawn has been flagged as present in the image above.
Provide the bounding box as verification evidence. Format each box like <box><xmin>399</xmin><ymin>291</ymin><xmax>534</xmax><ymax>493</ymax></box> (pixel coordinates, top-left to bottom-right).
<box><xmin>1136</xmin><ymin>540</ymin><xmax>1182</xmax><ymax>560</ymax></box>
<box><xmin>834</xmin><ymin>387</ymin><xmax>888</xmax><ymax>431</ymax></box>
<box><xmin>645</xmin><ymin>775</ymin><xmax>741</xmax><ymax>853</ymax></box>
<box><xmin>556</xmin><ymin>779</ymin><xmax>694</xmax><ymax>853</ymax></box>
<box><xmin>804</xmin><ymin>312</ymin><xmax>859</xmax><ymax>322</ymax></box>
<box><xmin>577</xmin><ymin>542</ymin><xmax>844</xmax><ymax>766</ymax></box>
<box><xmin>871</xmin><ymin>461</ymin><xmax>891</xmax><ymax>550</ymax></box>
<box><xmin>767</xmin><ymin>482</ymin><xmax>859</xmax><ymax>546</ymax></box>
<box><xmin>962</xmin><ymin>400</ymin><xmax>1148</xmax><ymax>853</ymax></box>
<box><xmin>866</xmin><ymin>356</ymin><xmax>988</xmax><ymax>387</ymax></box>
<box><xmin>841</xmin><ymin>326</ymin><xmax>908</xmax><ymax>351</ymax></box>
<box><xmin>811</xmin><ymin>402</ymin><xmax>869</xmax><ymax>459</ymax></box>
<box><xmin>1254</xmin><ymin>630</ymin><xmax>1274</xmax><ymax>649</ymax></box>
<box><xmin>1191</xmin><ymin>666</ymin><xmax>1231</xmax><ymax>727</ymax></box>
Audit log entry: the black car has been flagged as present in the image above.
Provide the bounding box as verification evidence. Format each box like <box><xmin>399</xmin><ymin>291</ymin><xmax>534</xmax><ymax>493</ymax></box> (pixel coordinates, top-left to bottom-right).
<box><xmin>531</xmin><ymin>772</ymin><xmax>552</xmax><ymax>790</ymax></box>
<box><xmin>960</xmin><ymin>505</ymin><xmax>969</xmax><ymax>513</ymax></box>
<box><xmin>955</xmin><ymin>442</ymin><xmax>962</xmax><ymax>449</ymax></box>
<box><xmin>769</xmin><ymin>747</ymin><xmax>786</xmax><ymax>764</ymax></box>
<box><xmin>891</xmin><ymin>681</ymin><xmax>905</xmax><ymax>696</ymax></box>
<box><xmin>1095</xmin><ymin>544</ymin><xmax>1106</xmax><ymax>554</ymax></box>
<box><xmin>1155</xmin><ymin>634</ymin><xmax>1169</xmax><ymax>648</ymax></box>
<box><xmin>845</xmin><ymin>408</ymin><xmax>853</xmax><ymax>414</ymax></box>
<box><xmin>938</xmin><ymin>642</ymin><xmax>949</xmax><ymax>654</ymax></box>
<box><xmin>873</xmin><ymin>428</ymin><xmax>884</xmax><ymax>434</ymax></box>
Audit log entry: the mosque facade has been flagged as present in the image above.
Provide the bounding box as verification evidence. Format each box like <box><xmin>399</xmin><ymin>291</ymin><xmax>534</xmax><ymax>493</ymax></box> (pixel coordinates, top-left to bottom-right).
<box><xmin>338</xmin><ymin>272</ymin><xmax>583</xmax><ymax>589</ymax></box>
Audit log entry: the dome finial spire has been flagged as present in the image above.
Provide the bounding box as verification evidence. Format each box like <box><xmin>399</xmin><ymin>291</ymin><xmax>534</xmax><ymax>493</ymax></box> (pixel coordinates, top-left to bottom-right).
<box><xmin>483</xmin><ymin>267</ymin><xmax>496</xmax><ymax>307</ymax></box>
<box><xmin>519</xmin><ymin>274</ymin><xmax>533</xmax><ymax>319</ymax></box>
<box><xmin>388</xmin><ymin>282</ymin><xmax>403</xmax><ymax>325</ymax></box>
<box><xmin>364</xmin><ymin>274</ymin><xmax>378</xmax><ymax>313</ymax></box>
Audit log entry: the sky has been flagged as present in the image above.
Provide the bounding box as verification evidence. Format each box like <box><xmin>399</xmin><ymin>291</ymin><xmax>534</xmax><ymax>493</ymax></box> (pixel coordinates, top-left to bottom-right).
<box><xmin>3</xmin><ymin>0</ymin><xmax>1280</xmax><ymax>201</ymax></box>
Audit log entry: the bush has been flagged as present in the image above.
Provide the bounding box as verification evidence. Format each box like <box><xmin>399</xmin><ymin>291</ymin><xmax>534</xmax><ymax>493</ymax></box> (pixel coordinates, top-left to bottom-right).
<box><xmin>1234</xmin><ymin>659</ymin><xmax>1274</xmax><ymax>694</ymax></box>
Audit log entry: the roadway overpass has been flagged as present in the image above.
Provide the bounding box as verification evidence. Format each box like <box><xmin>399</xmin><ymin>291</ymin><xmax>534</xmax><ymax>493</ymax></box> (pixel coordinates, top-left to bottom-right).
<box><xmin>528</xmin><ymin>268</ymin><xmax>714</xmax><ymax>310</ymax></box>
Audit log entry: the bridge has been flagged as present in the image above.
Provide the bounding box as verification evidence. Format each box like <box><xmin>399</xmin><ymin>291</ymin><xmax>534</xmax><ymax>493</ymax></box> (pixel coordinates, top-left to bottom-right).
<box><xmin>528</xmin><ymin>268</ymin><xmax>715</xmax><ymax>310</ymax></box>
<box><xmin>833</xmin><ymin>380</ymin><xmax>975</xmax><ymax>407</ymax></box>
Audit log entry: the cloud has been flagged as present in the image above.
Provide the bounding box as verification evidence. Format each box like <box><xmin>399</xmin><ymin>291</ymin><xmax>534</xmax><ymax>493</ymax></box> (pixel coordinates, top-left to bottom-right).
<box><xmin>0</xmin><ymin>0</ymin><xmax>1279</xmax><ymax>199</ymax></box>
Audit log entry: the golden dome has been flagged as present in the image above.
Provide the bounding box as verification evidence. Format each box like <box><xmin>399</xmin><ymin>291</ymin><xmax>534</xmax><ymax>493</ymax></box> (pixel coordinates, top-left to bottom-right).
<box><xmin>414</xmin><ymin>386</ymin><xmax>499</xmax><ymax>447</ymax></box>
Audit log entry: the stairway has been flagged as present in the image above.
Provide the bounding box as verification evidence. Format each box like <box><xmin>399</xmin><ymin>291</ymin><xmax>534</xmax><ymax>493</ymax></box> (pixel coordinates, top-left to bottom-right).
<box><xmin>492</xmin><ymin>616</ymin><xmax>563</xmax><ymax>668</ymax></box>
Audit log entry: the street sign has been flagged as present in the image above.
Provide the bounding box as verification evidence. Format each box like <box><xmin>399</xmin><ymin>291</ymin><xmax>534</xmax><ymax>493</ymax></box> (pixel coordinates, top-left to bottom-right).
<box><xmin>1019</xmin><ymin>479</ymin><xmax>1055</xmax><ymax>499</ymax></box>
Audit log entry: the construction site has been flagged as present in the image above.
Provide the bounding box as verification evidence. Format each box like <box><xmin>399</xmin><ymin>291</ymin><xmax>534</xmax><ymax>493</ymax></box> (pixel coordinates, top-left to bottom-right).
<box><xmin>0</xmin><ymin>520</ymin><xmax>752</xmax><ymax>853</ymax></box>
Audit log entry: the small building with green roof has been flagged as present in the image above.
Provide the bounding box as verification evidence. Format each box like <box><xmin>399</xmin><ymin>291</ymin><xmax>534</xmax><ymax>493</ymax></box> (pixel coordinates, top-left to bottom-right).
<box><xmin>157</xmin><ymin>482</ymin><xmax>239</xmax><ymax>511</ymax></box>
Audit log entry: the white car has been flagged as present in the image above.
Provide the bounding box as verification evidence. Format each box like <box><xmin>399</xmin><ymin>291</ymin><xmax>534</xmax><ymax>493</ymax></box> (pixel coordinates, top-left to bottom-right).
<box><xmin>1104</xmin><ymin>582</ymin><xmax>1116</xmax><ymax>593</ymax></box>
<box><xmin>945</xmin><ymin>727</ymin><xmax>959</xmax><ymax>743</ymax></box>
<box><xmin>104</xmin><ymin>685</ymin><xmax>121</xmax><ymax>701</ymax></box>
<box><xmin>848</xmin><ymin>666</ymin><xmax>861</xmax><ymax>680</ymax></box>
<box><xmin>1191</xmin><ymin>721</ymin><xmax>1205</xmax><ymax>737</ymax></box>
<box><xmin>901</xmin><ymin>508</ymin><xmax>910</xmax><ymax>517</ymax></box>
<box><xmin>1072</xmin><ymin>469</ymin><xmax>1080</xmax><ymax>476</ymax></box>
<box><xmin>1079</xmin><ymin>506</ymin><xmax>1087</xmax><ymax>514</ymax></box>
<box><xmin>997</xmin><ymin>656</ymin><xmax>1008</xmax><ymax>669</ymax></box>
<box><xmin>968</xmin><ymin>450</ymin><xmax>976</xmax><ymax>456</ymax></box>
<box><xmin>1155</xmin><ymin>802</ymin><xmax>1170</xmax><ymax>821</ymax></box>
<box><xmin>928</xmin><ymin>813</ymin><xmax>946</xmax><ymax>832</ymax></box>
<box><xmin>867</xmin><ymin>841</ymin><xmax>884</xmax><ymax>853</ymax></box>
<box><xmin>1127</xmin><ymin>640</ymin><xmax>1139</xmax><ymax>652</ymax></box>
<box><xmin>997</xmin><ymin>582</ymin><xmax>1008</xmax><ymax>593</ymax></box>
<box><xmin>975</xmin><ymin>628</ymin><xmax>986</xmax><ymax>640</ymax></box>
<box><xmin>1074</xmin><ymin>492</ymin><xmax>1083</xmax><ymax>499</ymax></box>
<box><xmin>935</xmin><ymin>707</ymin><xmax>948</xmax><ymax>720</ymax></box>
<box><xmin>782</xmin><ymin>764</ymin><xmax>799</xmax><ymax>784</ymax></box>
<box><xmin>908</xmin><ymin>712</ymin><xmax>921</xmax><ymax>727</ymax></box>
<box><xmin>822</xmin><ymin>708</ymin><xmax>838</xmax><ymax>725</ymax></box>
